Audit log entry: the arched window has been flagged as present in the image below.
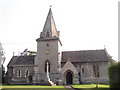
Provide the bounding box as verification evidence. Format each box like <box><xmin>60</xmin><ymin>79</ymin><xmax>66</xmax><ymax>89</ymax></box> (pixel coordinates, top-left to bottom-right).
<box><xmin>25</xmin><ymin>69</ymin><xmax>29</xmax><ymax>77</ymax></box>
<box><xmin>46</xmin><ymin>31</ymin><xmax>50</xmax><ymax>37</ymax></box>
<box><xmin>17</xmin><ymin>70</ymin><xmax>21</xmax><ymax>77</ymax></box>
<box><xmin>45</xmin><ymin>60</ymin><xmax>50</xmax><ymax>73</ymax></box>
<box><xmin>82</xmin><ymin>68</ymin><xmax>84</xmax><ymax>73</ymax></box>
<box><xmin>96</xmin><ymin>65</ymin><xmax>99</xmax><ymax>77</ymax></box>
<box><xmin>93</xmin><ymin>65</ymin><xmax>99</xmax><ymax>77</ymax></box>
<box><xmin>13</xmin><ymin>68</ymin><xmax>15</xmax><ymax>74</ymax></box>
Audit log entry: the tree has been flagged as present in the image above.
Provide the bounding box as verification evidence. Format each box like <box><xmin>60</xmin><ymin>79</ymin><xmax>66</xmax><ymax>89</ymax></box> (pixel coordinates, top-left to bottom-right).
<box><xmin>0</xmin><ymin>42</ymin><xmax>5</xmax><ymax>65</ymax></box>
<box><xmin>109</xmin><ymin>62</ymin><xmax>120</xmax><ymax>88</ymax></box>
<box><xmin>0</xmin><ymin>42</ymin><xmax>6</xmax><ymax>84</ymax></box>
<box><xmin>21</xmin><ymin>48</ymin><xmax>36</xmax><ymax>56</ymax></box>
<box><xmin>109</xmin><ymin>56</ymin><xmax>117</xmax><ymax>64</ymax></box>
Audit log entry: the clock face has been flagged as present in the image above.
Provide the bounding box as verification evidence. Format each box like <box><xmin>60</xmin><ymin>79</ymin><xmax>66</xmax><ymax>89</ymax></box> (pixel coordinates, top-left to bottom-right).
<box><xmin>45</xmin><ymin>50</ymin><xmax>50</xmax><ymax>55</ymax></box>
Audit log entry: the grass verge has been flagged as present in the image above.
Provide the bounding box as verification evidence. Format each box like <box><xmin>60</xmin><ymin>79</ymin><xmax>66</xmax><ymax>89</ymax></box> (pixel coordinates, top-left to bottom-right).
<box><xmin>72</xmin><ymin>84</ymin><xmax>110</xmax><ymax>90</ymax></box>
<box><xmin>1</xmin><ymin>85</ymin><xmax>67</xmax><ymax>90</ymax></box>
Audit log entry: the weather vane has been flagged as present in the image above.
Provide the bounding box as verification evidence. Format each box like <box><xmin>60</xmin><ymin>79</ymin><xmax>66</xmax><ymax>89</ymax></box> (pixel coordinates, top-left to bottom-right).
<box><xmin>104</xmin><ymin>45</ymin><xmax>106</xmax><ymax>49</ymax></box>
<box><xmin>50</xmin><ymin>5</ymin><xmax>52</xmax><ymax>8</ymax></box>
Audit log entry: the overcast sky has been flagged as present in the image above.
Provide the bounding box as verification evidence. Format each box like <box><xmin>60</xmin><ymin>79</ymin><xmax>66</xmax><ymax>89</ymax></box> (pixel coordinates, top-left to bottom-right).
<box><xmin>0</xmin><ymin>0</ymin><xmax>118</xmax><ymax>69</ymax></box>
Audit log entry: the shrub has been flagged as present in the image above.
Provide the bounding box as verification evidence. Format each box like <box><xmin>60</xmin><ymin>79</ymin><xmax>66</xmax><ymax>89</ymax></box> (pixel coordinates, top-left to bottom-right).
<box><xmin>109</xmin><ymin>62</ymin><xmax>120</xmax><ymax>88</ymax></box>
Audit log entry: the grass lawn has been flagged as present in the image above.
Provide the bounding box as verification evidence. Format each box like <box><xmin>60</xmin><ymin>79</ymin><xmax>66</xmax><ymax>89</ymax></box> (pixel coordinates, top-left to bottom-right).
<box><xmin>72</xmin><ymin>84</ymin><xmax>110</xmax><ymax>90</ymax></box>
<box><xmin>1</xmin><ymin>84</ymin><xmax>110</xmax><ymax>90</ymax></box>
<box><xmin>1</xmin><ymin>85</ymin><xmax>67</xmax><ymax>90</ymax></box>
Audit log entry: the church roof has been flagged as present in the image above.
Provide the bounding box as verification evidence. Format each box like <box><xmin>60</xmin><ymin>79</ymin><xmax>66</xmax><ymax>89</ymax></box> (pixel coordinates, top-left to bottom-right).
<box><xmin>61</xmin><ymin>49</ymin><xmax>110</xmax><ymax>63</ymax></box>
<box><xmin>7</xmin><ymin>55</ymin><xmax>35</xmax><ymax>67</ymax></box>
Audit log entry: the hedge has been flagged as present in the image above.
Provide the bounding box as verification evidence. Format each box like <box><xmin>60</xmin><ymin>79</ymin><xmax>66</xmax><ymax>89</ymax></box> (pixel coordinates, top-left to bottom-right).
<box><xmin>109</xmin><ymin>62</ymin><xmax>120</xmax><ymax>88</ymax></box>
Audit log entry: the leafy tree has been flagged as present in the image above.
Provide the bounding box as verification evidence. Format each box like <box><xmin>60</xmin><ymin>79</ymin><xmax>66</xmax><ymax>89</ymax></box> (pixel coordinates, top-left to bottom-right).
<box><xmin>109</xmin><ymin>62</ymin><xmax>120</xmax><ymax>88</ymax></box>
<box><xmin>109</xmin><ymin>56</ymin><xmax>117</xmax><ymax>64</ymax></box>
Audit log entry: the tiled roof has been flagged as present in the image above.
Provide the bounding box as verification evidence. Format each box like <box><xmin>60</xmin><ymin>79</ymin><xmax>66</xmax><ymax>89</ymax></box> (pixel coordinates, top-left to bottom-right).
<box><xmin>61</xmin><ymin>49</ymin><xmax>110</xmax><ymax>62</ymax></box>
<box><xmin>7</xmin><ymin>55</ymin><xmax>35</xmax><ymax>67</ymax></box>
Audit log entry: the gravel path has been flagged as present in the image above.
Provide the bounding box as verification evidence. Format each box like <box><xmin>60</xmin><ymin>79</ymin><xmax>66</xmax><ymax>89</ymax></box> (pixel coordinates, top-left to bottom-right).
<box><xmin>64</xmin><ymin>86</ymin><xmax>76</xmax><ymax>90</ymax></box>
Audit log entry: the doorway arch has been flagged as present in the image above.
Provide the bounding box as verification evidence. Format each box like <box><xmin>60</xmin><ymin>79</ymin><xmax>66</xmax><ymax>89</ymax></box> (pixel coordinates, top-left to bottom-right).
<box><xmin>65</xmin><ymin>71</ymin><xmax>73</xmax><ymax>84</ymax></box>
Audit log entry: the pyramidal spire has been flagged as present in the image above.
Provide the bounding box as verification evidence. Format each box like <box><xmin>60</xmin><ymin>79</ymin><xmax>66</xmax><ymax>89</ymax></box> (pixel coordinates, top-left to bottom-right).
<box><xmin>40</xmin><ymin>8</ymin><xmax>59</xmax><ymax>39</ymax></box>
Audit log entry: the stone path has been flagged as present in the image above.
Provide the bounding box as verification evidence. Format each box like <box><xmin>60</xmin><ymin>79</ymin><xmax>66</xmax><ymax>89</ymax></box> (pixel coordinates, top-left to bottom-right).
<box><xmin>64</xmin><ymin>86</ymin><xmax>76</xmax><ymax>90</ymax></box>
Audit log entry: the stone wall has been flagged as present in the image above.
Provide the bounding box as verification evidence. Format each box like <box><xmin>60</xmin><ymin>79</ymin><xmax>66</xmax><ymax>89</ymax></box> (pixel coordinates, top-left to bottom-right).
<box><xmin>7</xmin><ymin>65</ymin><xmax>34</xmax><ymax>84</ymax></box>
<box><xmin>61</xmin><ymin>61</ymin><xmax>109</xmax><ymax>85</ymax></box>
<box><xmin>80</xmin><ymin>62</ymin><xmax>109</xmax><ymax>84</ymax></box>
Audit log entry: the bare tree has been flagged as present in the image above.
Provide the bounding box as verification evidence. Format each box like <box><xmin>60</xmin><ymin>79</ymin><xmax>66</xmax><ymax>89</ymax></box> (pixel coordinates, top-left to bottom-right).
<box><xmin>21</xmin><ymin>48</ymin><xmax>36</xmax><ymax>56</ymax></box>
<box><xmin>0</xmin><ymin>42</ymin><xmax>5</xmax><ymax>65</ymax></box>
<box><xmin>0</xmin><ymin>42</ymin><xmax>6</xmax><ymax>84</ymax></box>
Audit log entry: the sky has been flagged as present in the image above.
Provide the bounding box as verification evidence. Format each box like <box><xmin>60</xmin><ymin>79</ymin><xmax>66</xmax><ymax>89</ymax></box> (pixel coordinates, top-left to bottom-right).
<box><xmin>0</xmin><ymin>0</ymin><xmax>118</xmax><ymax>70</ymax></box>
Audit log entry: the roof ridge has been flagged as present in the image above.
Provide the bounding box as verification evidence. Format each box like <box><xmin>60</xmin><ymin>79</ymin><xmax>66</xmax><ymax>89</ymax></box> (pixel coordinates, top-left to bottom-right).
<box><xmin>12</xmin><ymin>55</ymin><xmax>36</xmax><ymax>57</ymax></box>
<box><xmin>62</xmin><ymin>49</ymin><xmax>109</xmax><ymax>62</ymax></box>
<box><xmin>62</xmin><ymin>49</ymin><xmax>105</xmax><ymax>52</ymax></box>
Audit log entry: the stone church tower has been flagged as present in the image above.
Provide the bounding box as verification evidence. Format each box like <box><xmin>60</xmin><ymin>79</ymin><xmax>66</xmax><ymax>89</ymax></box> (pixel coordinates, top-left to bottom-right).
<box><xmin>33</xmin><ymin>8</ymin><xmax>61</xmax><ymax>85</ymax></box>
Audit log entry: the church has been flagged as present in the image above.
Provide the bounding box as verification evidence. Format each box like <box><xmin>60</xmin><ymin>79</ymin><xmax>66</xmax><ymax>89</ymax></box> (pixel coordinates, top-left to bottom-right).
<box><xmin>6</xmin><ymin>8</ymin><xmax>110</xmax><ymax>85</ymax></box>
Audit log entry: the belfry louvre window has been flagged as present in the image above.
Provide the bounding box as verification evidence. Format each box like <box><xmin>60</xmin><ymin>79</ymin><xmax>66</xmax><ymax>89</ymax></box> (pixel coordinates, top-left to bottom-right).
<box><xmin>93</xmin><ymin>65</ymin><xmax>99</xmax><ymax>77</ymax></box>
<box><xmin>46</xmin><ymin>31</ymin><xmax>50</xmax><ymax>37</ymax></box>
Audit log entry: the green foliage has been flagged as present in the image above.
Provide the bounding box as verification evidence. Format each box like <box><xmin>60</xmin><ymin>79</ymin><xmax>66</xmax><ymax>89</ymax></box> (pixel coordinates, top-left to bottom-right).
<box><xmin>109</xmin><ymin>62</ymin><xmax>120</xmax><ymax>88</ymax></box>
<box><xmin>109</xmin><ymin>56</ymin><xmax>117</xmax><ymax>64</ymax></box>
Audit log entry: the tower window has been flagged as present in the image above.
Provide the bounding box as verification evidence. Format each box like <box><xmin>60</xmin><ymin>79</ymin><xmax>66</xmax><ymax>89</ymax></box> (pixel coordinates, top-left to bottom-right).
<box><xmin>45</xmin><ymin>60</ymin><xmax>50</xmax><ymax>73</ymax></box>
<box><xmin>46</xmin><ymin>31</ymin><xmax>50</xmax><ymax>37</ymax></box>
<box><xmin>47</xmin><ymin>43</ymin><xmax>49</xmax><ymax>46</ymax></box>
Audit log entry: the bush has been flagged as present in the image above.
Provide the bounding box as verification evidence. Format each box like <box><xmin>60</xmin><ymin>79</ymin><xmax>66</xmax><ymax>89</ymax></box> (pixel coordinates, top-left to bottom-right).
<box><xmin>109</xmin><ymin>62</ymin><xmax>120</xmax><ymax>88</ymax></box>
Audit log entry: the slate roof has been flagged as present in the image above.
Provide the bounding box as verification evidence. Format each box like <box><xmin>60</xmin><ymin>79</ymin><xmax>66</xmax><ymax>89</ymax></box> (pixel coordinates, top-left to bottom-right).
<box><xmin>7</xmin><ymin>55</ymin><xmax>35</xmax><ymax>67</ymax></box>
<box><xmin>61</xmin><ymin>49</ymin><xmax>110</xmax><ymax>63</ymax></box>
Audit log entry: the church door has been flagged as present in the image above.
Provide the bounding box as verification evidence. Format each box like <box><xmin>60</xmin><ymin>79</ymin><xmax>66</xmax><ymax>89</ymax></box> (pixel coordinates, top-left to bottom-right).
<box><xmin>66</xmin><ymin>72</ymin><xmax>73</xmax><ymax>84</ymax></box>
